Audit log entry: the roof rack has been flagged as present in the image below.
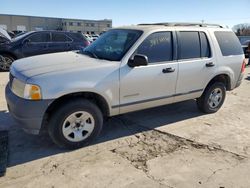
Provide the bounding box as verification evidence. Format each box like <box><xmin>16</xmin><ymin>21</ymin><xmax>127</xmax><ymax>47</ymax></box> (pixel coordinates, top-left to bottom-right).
<box><xmin>138</xmin><ymin>22</ymin><xmax>224</xmax><ymax>28</ymax></box>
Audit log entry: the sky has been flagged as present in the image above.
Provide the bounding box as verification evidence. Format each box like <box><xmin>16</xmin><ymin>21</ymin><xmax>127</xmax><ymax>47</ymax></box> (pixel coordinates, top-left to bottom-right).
<box><xmin>1</xmin><ymin>0</ymin><xmax>250</xmax><ymax>28</ymax></box>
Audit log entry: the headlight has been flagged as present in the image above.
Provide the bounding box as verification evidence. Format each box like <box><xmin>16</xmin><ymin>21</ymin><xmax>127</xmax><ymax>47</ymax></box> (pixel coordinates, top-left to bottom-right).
<box><xmin>24</xmin><ymin>84</ymin><xmax>42</xmax><ymax>100</ymax></box>
<box><xmin>11</xmin><ymin>78</ymin><xmax>42</xmax><ymax>100</ymax></box>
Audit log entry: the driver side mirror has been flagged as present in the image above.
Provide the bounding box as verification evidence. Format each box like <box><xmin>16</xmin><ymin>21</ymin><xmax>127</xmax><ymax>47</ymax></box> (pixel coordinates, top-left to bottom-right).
<box><xmin>128</xmin><ymin>54</ymin><xmax>148</xmax><ymax>68</ymax></box>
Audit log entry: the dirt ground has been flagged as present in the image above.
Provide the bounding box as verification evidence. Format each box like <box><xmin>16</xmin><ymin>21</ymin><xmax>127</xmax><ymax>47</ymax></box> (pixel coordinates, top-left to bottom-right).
<box><xmin>0</xmin><ymin>67</ymin><xmax>250</xmax><ymax>188</ymax></box>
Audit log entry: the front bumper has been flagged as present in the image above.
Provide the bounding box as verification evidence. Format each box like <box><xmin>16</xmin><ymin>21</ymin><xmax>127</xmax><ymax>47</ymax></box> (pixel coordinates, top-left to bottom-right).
<box><xmin>5</xmin><ymin>84</ymin><xmax>53</xmax><ymax>135</ymax></box>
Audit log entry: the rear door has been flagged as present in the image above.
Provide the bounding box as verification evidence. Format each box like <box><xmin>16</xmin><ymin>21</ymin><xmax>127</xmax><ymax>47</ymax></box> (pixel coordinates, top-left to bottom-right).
<box><xmin>49</xmin><ymin>32</ymin><xmax>73</xmax><ymax>53</ymax></box>
<box><xmin>22</xmin><ymin>32</ymin><xmax>50</xmax><ymax>57</ymax></box>
<box><xmin>175</xmin><ymin>31</ymin><xmax>217</xmax><ymax>102</ymax></box>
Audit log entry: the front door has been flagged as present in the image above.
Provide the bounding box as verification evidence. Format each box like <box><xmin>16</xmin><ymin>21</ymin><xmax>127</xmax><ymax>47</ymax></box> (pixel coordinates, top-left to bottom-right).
<box><xmin>22</xmin><ymin>32</ymin><xmax>50</xmax><ymax>57</ymax></box>
<box><xmin>120</xmin><ymin>31</ymin><xmax>178</xmax><ymax>114</ymax></box>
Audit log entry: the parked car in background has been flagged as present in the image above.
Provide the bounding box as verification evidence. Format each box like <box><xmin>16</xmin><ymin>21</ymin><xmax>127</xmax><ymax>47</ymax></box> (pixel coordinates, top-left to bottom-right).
<box><xmin>13</xmin><ymin>31</ymin><xmax>27</xmax><ymax>38</ymax></box>
<box><xmin>0</xmin><ymin>28</ymin><xmax>11</xmax><ymax>45</ymax></box>
<box><xmin>0</xmin><ymin>31</ymin><xmax>90</xmax><ymax>71</ymax></box>
<box><xmin>12</xmin><ymin>30</ymin><xmax>25</xmax><ymax>36</ymax></box>
<box><xmin>0</xmin><ymin>28</ymin><xmax>11</xmax><ymax>40</ymax></box>
<box><xmin>6</xmin><ymin>23</ymin><xmax>245</xmax><ymax>149</ymax></box>
<box><xmin>91</xmin><ymin>34</ymin><xmax>99</xmax><ymax>41</ymax></box>
<box><xmin>83</xmin><ymin>34</ymin><xmax>93</xmax><ymax>43</ymax></box>
<box><xmin>0</xmin><ymin>34</ymin><xmax>9</xmax><ymax>44</ymax></box>
<box><xmin>238</xmin><ymin>36</ymin><xmax>250</xmax><ymax>58</ymax></box>
<box><xmin>7</xmin><ymin>31</ymin><xmax>15</xmax><ymax>38</ymax></box>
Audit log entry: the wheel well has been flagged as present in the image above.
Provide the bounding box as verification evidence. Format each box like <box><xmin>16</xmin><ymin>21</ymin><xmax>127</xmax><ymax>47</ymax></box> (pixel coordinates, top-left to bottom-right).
<box><xmin>0</xmin><ymin>51</ymin><xmax>17</xmax><ymax>60</ymax></box>
<box><xmin>41</xmin><ymin>92</ymin><xmax>110</xmax><ymax>132</ymax></box>
<box><xmin>206</xmin><ymin>74</ymin><xmax>231</xmax><ymax>91</ymax></box>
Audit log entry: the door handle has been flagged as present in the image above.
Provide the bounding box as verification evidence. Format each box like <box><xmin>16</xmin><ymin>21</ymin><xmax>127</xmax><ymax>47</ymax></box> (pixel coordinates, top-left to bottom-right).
<box><xmin>162</xmin><ymin>67</ymin><xmax>175</xmax><ymax>73</ymax></box>
<box><xmin>206</xmin><ymin>62</ymin><xmax>215</xmax><ymax>67</ymax></box>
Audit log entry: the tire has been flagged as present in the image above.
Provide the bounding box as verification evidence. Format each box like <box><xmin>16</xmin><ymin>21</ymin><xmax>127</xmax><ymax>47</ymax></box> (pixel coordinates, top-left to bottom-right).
<box><xmin>0</xmin><ymin>54</ymin><xmax>15</xmax><ymax>71</ymax></box>
<box><xmin>196</xmin><ymin>82</ymin><xmax>226</xmax><ymax>114</ymax></box>
<box><xmin>48</xmin><ymin>99</ymin><xmax>103</xmax><ymax>149</ymax></box>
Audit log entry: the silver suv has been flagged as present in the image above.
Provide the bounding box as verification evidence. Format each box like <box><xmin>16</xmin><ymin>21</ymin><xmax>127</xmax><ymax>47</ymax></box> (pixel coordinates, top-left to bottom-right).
<box><xmin>5</xmin><ymin>23</ymin><xmax>245</xmax><ymax>149</ymax></box>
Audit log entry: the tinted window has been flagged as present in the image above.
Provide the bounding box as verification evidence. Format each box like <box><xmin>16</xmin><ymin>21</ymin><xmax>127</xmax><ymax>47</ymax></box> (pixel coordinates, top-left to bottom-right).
<box><xmin>137</xmin><ymin>32</ymin><xmax>173</xmax><ymax>63</ymax></box>
<box><xmin>215</xmin><ymin>31</ymin><xmax>243</xmax><ymax>56</ymax></box>
<box><xmin>28</xmin><ymin>33</ymin><xmax>50</xmax><ymax>43</ymax></box>
<box><xmin>52</xmin><ymin>33</ymin><xmax>72</xmax><ymax>42</ymax></box>
<box><xmin>178</xmin><ymin>32</ymin><xmax>200</xmax><ymax>59</ymax></box>
<box><xmin>200</xmin><ymin>32</ymin><xmax>211</xmax><ymax>58</ymax></box>
<box><xmin>71</xmin><ymin>33</ymin><xmax>87</xmax><ymax>41</ymax></box>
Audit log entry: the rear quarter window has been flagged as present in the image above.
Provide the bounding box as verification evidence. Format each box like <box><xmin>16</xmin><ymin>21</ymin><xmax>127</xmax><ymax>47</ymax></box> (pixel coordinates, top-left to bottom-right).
<box><xmin>215</xmin><ymin>31</ymin><xmax>243</xmax><ymax>56</ymax></box>
<box><xmin>52</xmin><ymin>33</ymin><xmax>72</xmax><ymax>42</ymax></box>
<box><xmin>70</xmin><ymin>33</ymin><xmax>87</xmax><ymax>41</ymax></box>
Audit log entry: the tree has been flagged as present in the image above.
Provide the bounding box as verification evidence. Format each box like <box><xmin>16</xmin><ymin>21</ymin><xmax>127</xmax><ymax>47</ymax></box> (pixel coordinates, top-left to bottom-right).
<box><xmin>233</xmin><ymin>23</ymin><xmax>250</xmax><ymax>36</ymax></box>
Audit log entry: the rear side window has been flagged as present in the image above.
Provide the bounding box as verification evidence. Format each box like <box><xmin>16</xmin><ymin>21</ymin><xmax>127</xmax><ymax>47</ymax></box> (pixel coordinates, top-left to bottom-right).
<box><xmin>28</xmin><ymin>33</ymin><xmax>50</xmax><ymax>43</ymax></box>
<box><xmin>215</xmin><ymin>31</ymin><xmax>243</xmax><ymax>56</ymax></box>
<box><xmin>70</xmin><ymin>33</ymin><xmax>87</xmax><ymax>41</ymax></box>
<box><xmin>137</xmin><ymin>32</ymin><xmax>173</xmax><ymax>63</ymax></box>
<box><xmin>178</xmin><ymin>32</ymin><xmax>200</xmax><ymax>59</ymax></box>
<box><xmin>52</xmin><ymin>33</ymin><xmax>72</xmax><ymax>42</ymax></box>
<box><xmin>178</xmin><ymin>31</ymin><xmax>211</xmax><ymax>59</ymax></box>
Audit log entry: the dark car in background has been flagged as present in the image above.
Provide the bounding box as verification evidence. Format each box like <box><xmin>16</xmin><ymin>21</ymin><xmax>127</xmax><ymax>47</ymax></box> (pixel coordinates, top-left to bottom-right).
<box><xmin>0</xmin><ymin>31</ymin><xmax>90</xmax><ymax>71</ymax></box>
<box><xmin>238</xmin><ymin>36</ymin><xmax>250</xmax><ymax>58</ymax></box>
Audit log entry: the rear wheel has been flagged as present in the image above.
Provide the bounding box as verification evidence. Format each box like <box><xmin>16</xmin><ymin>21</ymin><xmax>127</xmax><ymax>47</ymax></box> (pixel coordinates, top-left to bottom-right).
<box><xmin>48</xmin><ymin>99</ymin><xmax>103</xmax><ymax>149</ymax></box>
<box><xmin>197</xmin><ymin>82</ymin><xmax>226</xmax><ymax>113</ymax></box>
<box><xmin>0</xmin><ymin>54</ymin><xmax>15</xmax><ymax>71</ymax></box>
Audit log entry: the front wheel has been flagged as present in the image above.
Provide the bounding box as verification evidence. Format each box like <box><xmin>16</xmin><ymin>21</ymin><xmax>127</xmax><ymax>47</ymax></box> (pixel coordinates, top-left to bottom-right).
<box><xmin>197</xmin><ymin>82</ymin><xmax>226</xmax><ymax>113</ymax></box>
<box><xmin>48</xmin><ymin>99</ymin><xmax>103</xmax><ymax>149</ymax></box>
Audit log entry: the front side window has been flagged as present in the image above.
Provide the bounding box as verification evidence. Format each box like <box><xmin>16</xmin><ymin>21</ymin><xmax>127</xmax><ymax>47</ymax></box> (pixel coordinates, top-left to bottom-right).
<box><xmin>52</xmin><ymin>33</ymin><xmax>72</xmax><ymax>42</ymax></box>
<box><xmin>178</xmin><ymin>31</ymin><xmax>200</xmax><ymax>59</ymax></box>
<box><xmin>82</xmin><ymin>29</ymin><xmax>142</xmax><ymax>61</ymax></box>
<box><xmin>136</xmin><ymin>32</ymin><xmax>173</xmax><ymax>63</ymax></box>
<box><xmin>28</xmin><ymin>33</ymin><xmax>50</xmax><ymax>43</ymax></box>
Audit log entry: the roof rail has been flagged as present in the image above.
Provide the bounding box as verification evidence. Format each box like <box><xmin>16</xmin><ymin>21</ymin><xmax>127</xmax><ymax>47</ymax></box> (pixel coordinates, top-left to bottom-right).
<box><xmin>138</xmin><ymin>22</ymin><xmax>224</xmax><ymax>28</ymax></box>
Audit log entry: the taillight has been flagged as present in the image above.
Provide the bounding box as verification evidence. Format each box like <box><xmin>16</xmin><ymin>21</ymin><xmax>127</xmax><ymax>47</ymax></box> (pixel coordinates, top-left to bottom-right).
<box><xmin>241</xmin><ymin>59</ymin><xmax>246</xmax><ymax>73</ymax></box>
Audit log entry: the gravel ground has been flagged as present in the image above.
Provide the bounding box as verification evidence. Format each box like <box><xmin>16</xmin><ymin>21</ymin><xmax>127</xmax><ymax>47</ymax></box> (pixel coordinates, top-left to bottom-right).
<box><xmin>0</xmin><ymin>67</ymin><xmax>250</xmax><ymax>188</ymax></box>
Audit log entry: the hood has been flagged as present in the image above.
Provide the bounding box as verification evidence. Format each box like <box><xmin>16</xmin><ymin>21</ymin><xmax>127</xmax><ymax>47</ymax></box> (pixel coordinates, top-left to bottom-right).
<box><xmin>0</xmin><ymin>28</ymin><xmax>11</xmax><ymax>41</ymax></box>
<box><xmin>11</xmin><ymin>51</ymin><xmax>118</xmax><ymax>80</ymax></box>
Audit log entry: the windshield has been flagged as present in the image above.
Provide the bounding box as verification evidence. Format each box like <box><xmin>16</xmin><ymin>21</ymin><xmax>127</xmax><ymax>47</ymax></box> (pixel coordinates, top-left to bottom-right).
<box><xmin>82</xmin><ymin>29</ymin><xmax>143</xmax><ymax>61</ymax></box>
<box><xmin>11</xmin><ymin>32</ymin><xmax>32</xmax><ymax>42</ymax></box>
